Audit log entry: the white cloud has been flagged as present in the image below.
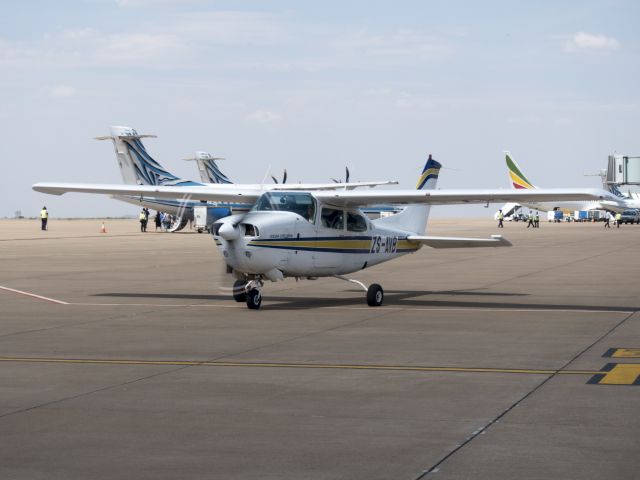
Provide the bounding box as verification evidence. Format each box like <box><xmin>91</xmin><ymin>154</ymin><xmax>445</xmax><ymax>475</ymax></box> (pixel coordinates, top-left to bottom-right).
<box><xmin>173</xmin><ymin>12</ymin><xmax>287</xmax><ymax>46</ymax></box>
<box><xmin>96</xmin><ymin>32</ymin><xmax>190</xmax><ymax>62</ymax></box>
<box><xmin>334</xmin><ymin>29</ymin><xmax>452</xmax><ymax>61</ymax></box>
<box><xmin>0</xmin><ymin>11</ymin><xmax>286</xmax><ymax>69</ymax></box>
<box><xmin>59</xmin><ymin>28</ymin><xmax>97</xmax><ymax>40</ymax></box>
<box><xmin>564</xmin><ymin>32</ymin><xmax>620</xmax><ymax>53</ymax></box>
<box><xmin>49</xmin><ymin>84</ymin><xmax>76</xmax><ymax>98</ymax></box>
<box><xmin>245</xmin><ymin>109</ymin><xmax>282</xmax><ymax>123</ymax></box>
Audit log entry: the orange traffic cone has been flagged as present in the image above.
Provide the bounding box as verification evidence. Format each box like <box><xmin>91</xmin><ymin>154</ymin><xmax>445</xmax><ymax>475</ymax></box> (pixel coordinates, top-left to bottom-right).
<box><xmin>100</xmin><ymin>222</ymin><xmax>107</xmax><ymax>233</ymax></box>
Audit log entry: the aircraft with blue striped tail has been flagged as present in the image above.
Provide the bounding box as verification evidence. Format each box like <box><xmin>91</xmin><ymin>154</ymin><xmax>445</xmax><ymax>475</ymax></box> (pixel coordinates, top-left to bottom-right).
<box><xmin>184</xmin><ymin>152</ymin><xmax>232</xmax><ymax>185</ymax></box>
<box><xmin>97</xmin><ymin>126</ymin><xmax>399</xmax><ymax>231</ymax></box>
<box><xmin>34</xmin><ymin>152</ymin><xmax>616</xmax><ymax>309</ymax></box>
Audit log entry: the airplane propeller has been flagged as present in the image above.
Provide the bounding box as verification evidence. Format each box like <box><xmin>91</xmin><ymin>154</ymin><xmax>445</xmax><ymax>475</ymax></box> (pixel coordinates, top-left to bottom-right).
<box><xmin>271</xmin><ymin>169</ymin><xmax>288</xmax><ymax>184</ymax></box>
<box><xmin>331</xmin><ymin>167</ymin><xmax>350</xmax><ymax>183</ymax></box>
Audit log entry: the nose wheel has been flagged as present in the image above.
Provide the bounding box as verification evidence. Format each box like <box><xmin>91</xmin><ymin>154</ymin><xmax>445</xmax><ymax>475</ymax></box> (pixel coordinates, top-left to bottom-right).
<box><xmin>246</xmin><ymin>288</ymin><xmax>262</xmax><ymax>309</ymax></box>
<box><xmin>231</xmin><ymin>279</ymin><xmax>264</xmax><ymax>309</ymax></box>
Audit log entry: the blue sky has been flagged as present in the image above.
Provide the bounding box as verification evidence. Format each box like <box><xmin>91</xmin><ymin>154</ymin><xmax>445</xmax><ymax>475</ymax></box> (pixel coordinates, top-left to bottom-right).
<box><xmin>2</xmin><ymin>0</ymin><xmax>638</xmax><ymax>217</ymax></box>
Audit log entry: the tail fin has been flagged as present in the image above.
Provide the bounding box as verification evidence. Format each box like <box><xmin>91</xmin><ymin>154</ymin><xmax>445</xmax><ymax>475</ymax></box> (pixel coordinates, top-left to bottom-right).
<box><xmin>603</xmin><ymin>181</ymin><xmax>627</xmax><ymax>199</ymax></box>
<box><xmin>505</xmin><ymin>151</ymin><xmax>536</xmax><ymax>189</ymax></box>
<box><xmin>374</xmin><ymin>154</ymin><xmax>442</xmax><ymax>234</ymax></box>
<box><xmin>185</xmin><ymin>152</ymin><xmax>233</xmax><ymax>184</ymax></box>
<box><xmin>96</xmin><ymin>126</ymin><xmax>201</xmax><ymax>186</ymax></box>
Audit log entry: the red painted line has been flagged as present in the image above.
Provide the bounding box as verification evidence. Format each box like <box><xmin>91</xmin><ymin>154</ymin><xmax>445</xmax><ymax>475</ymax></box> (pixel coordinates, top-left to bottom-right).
<box><xmin>0</xmin><ymin>286</ymin><xmax>69</xmax><ymax>305</ymax></box>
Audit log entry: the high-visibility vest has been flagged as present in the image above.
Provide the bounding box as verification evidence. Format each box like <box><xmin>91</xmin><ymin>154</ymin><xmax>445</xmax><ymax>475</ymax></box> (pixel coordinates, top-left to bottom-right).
<box><xmin>498</xmin><ymin>213</ymin><xmax>504</xmax><ymax>220</ymax></box>
<box><xmin>139</xmin><ymin>212</ymin><xmax>146</xmax><ymax>221</ymax></box>
<box><xmin>615</xmin><ymin>213</ymin><xmax>621</xmax><ymax>220</ymax></box>
<box><xmin>40</xmin><ymin>209</ymin><xmax>48</xmax><ymax>219</ymax></box>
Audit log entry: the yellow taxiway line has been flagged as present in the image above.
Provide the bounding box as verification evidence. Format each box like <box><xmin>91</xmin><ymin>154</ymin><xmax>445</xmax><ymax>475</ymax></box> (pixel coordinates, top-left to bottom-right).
<box><xmin>0</xmin><ymin>356</ymin><xmax>601</xmax><ymax>376</ymax></box>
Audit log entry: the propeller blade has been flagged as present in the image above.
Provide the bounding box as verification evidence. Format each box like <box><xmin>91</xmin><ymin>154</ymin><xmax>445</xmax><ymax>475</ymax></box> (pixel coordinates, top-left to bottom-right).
<box><xmin>282</xmin><ymin>169</ymin><xmax>288</xmax><ymax>184</ymax></box>
<box><xmin>345</xmin><ymin>166</ymin><xmax>350</xmax><ymax>183</ymax></box>
<box><xmin>271</xmin><ymin>175</ymin><xmax>278</xmax><ymax>184</ymax></box>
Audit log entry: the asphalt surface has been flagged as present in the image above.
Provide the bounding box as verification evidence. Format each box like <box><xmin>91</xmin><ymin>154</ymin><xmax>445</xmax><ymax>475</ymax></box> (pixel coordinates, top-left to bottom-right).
<box><xmin>1</xmin><ymin>218</ymin><xmax>639</xmax><ymax>480</ymax></box>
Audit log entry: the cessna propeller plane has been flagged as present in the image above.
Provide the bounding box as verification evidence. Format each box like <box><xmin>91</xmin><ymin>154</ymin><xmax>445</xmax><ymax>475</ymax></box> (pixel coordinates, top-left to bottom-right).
<box><xmin>33</xmin><ymin>155</ymin><xmax>615</xmax><ymax>309</ymax></box>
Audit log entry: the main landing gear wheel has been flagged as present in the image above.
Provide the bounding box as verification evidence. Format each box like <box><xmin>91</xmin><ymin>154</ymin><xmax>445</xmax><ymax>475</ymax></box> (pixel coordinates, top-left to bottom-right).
<box><xmin>232</xmin><ymin>280</ymin><xmax>247</xmax><ymax>302</ymax></box>
<box><xmin>366</xmin><ymin>284</ymin><xmax>384</xmax><ymax>307</ymax></box>
<box><xmin>246</xmin><ymin>288</ymin><xmax>262</xmax><ymax>309</ymax></box>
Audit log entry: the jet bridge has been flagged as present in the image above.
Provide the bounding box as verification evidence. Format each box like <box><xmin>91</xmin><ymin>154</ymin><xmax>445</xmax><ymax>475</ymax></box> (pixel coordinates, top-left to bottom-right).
<box><xmin>606</xmin><ymin>155</ymin><xmax>640</xmax><ymax>185</ymax></box>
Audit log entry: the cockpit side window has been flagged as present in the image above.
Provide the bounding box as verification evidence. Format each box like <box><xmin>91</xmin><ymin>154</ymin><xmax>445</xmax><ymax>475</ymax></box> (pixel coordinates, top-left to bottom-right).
<box><xmin>321</xmin><ymin>207</ymin><xmax>344</xmax><ymax>230</ymax></box>
<box><xmin>252</xmin><ymin>192</ymin><xmax>316</xmax><ymax>222</ymax></box>
<box><xmin>347</xmin><ymin>212</ymin><xmax>368</xmax><ymax>232</ymax></box>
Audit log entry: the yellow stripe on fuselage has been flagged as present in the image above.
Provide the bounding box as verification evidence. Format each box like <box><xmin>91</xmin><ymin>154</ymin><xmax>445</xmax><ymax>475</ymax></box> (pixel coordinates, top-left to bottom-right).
<box><xmin>248</xmin><ymin>238</ymin><xmax>420</xmax><ymax>252</ymax></box>
<box><xmin>250</xmin><ymin>239</ymin><xmax>372</xmax><ymax>250</ymax></box>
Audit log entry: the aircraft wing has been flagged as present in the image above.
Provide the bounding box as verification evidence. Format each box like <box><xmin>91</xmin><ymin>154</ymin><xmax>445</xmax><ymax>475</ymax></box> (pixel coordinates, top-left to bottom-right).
<box><xmin>407</xmin><ymin>234</ymin><xmax>512</xmax><ymax>248</ymax></box>
<box><xmin>314</xmin><ymin>188</ymin><xmax>616</xmax><ymax>208</ymax></box>
<box><xmin>32</xmin><ymin>182</ymin><xmax>262</xmax><ymax>203</ymax></box>
<box><xmin>270</xmin><ymin>181</ymin><xmax>398</xmax><ymax>191</ymax></box>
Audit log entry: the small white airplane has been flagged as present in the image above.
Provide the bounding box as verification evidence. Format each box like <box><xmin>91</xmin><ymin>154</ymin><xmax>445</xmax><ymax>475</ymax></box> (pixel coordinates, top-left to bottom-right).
<box><xmin>33</xmin><ymin>154</ymin><xmax>616</xmax><ymax>309</ymax></box>
<box><xmin>498</xmin><ymin>151</ymin><xmax>629</xmax><ymax>217</ymax></box>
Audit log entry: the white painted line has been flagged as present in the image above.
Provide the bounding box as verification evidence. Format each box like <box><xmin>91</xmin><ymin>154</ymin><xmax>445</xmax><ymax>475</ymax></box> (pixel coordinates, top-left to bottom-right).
<box><xmin>69</xmin><ymin>302</ymin><xmax>241</xmax><ymax>309</ymax></box>
<box><xmin>65</xmin><ymin>302</ymin><xmax>633</xmax><ymax>314</ymax></box>
<box><xmin>0</xmin><ymin>286</ymin><xmax>69</xmax><ymax>305</ymax></box>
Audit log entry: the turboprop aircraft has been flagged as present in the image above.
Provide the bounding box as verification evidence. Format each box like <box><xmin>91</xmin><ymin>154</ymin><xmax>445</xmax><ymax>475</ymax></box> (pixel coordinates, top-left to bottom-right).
<box><xmin>99</xmin><ymin>126</ymin><xmax>399</xmax><ymax>230</ymax></box>
<box><xmin>497</xmin><ymin>151</ymin><xmax>628</xmax><ymax>218</ymax></box>
<box><xmin>34</xmin><ymin>154</ymin><xmax>616</xmax><ymax>309</ymax></box>
<box><xmin>184</xmin><ymin>152</ymin><xmax>232</xmax><ymax>184</ymax></box>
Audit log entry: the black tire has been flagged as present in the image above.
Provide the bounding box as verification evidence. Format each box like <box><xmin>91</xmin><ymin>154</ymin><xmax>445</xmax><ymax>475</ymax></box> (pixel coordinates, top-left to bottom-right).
<box><xmin>366</xmin><ymin>284</ymin><xmax>384</xmax><ymax>307</ymax></box>
<box><xmin>246</xmin><ymin>288</ymin><xmax>262</xmax><ymax>309</ymax></box>
<box><xmin>233</xmin><ymin>280</ymin><xmax>247</xmax><ymax>302</ymax></box>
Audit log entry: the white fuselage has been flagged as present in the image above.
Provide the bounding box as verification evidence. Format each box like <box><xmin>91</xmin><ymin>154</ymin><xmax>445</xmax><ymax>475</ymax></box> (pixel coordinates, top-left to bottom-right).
<box><xmin>213</xmin><ymin>210</ymin><xmax>420</xmax><ymax>279</ymax></box>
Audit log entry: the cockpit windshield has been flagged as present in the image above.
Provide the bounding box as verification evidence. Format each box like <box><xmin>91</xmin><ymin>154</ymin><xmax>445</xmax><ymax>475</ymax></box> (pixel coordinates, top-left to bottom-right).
<box><xmin>251</xmin><ymin>192</ymin><xmax>317</xmax><ymax>222</ymax></box>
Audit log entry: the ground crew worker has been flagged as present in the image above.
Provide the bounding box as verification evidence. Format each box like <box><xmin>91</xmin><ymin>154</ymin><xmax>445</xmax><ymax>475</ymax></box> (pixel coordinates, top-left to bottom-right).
<box><xmin>534</xmin><ymin>211</ymin><xmax>540</xmax><ymax>228</ymax></box>
<box><xmin>497</xmin><ymin>209</ymin><xmax>504</xmax><ymax>228</ymax></box>
<box><xmin>527</xmin><ymin>211</ymin><xmax>534</xmax><ymax>228</ymax></box>
<box><xmin>139</xmin><ymin>209</ymin><xmax>147</xmax><ymax>232</ymax></box>
<box><xmin>604</xmin><ymin>211</ymin><xmax>611</xmax><ymax>228</ymax></box>
<box><xmin>40</xmin><ymin>206</ymin><xmax>48</xmax><ymax>231</ymax></box>
<box><xmin>615</xmin><ymin>212</ymin><xmax>622</xmax><ymax>228</ymax></box>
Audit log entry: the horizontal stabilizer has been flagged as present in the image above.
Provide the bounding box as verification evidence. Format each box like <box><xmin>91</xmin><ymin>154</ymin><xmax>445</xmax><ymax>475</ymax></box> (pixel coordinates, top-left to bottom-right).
<box><xmin>407</xmin><ymin>234</ymin><xmax>512</xmax><ymax>248</ymax></box>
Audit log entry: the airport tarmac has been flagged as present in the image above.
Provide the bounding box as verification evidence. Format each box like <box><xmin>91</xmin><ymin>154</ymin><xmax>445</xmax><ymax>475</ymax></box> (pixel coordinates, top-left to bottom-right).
<box><xmin>1</xmin><ymin>217</ymin><xmax>639</xmax><ymax>480</ymax></box>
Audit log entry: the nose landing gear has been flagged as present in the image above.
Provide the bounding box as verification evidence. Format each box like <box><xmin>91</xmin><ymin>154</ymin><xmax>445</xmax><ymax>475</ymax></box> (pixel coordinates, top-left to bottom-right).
<box><xmin>231</xmin><ymin>278</ymin><xmax>264</xmax><ymax>309</ymax></box>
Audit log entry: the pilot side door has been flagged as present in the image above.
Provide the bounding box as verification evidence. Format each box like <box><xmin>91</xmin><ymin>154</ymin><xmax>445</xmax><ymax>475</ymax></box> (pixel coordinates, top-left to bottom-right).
<box><xmin>313</xmin><ymin>206</ymin><xmax>345</xmax><ymax>269</ymax></box>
